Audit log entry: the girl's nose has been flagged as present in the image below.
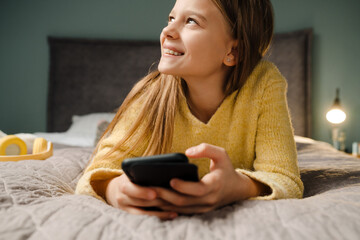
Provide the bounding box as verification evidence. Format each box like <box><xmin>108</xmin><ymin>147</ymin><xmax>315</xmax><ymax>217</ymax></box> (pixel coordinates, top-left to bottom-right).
<box><xmin>162</xmin><ymin>24</ymin><xmax>179</xmax><ymax>40</ymax></box>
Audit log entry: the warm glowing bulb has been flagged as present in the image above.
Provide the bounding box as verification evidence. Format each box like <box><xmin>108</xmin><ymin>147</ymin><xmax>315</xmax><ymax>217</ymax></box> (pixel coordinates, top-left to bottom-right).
<box><xmin>326</xmin><ymin>109</ymin><xmax>346</xmax><ymax>124</ymax></box>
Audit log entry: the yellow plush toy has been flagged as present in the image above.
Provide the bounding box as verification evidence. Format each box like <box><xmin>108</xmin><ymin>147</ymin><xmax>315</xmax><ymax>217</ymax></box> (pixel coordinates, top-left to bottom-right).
<box><xmin>0</xmin><ymin>135</ymin><xmax>53</xmax><ymax>162</ymax></box>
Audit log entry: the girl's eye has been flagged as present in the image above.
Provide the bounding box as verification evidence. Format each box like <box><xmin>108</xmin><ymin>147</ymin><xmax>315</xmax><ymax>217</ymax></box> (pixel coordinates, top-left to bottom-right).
<box><xmin>186</xmin><ymin>18</ymin><xmax>198</xmax><ymax>25</ymax></box>
<box><xmin>168</xmin><ymin>16</ymin><xmax>175</xmax><ymax>23</ymax></box>
<box><xmin>167</xmin><ymin>16</ymin><xmax>198</xmax><ymax>25</ymax></box>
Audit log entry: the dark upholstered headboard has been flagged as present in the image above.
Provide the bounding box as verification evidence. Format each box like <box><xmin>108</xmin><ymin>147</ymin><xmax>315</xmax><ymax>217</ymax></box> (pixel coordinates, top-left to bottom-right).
<box><xmin>47</xmin><ymin>39</ymin><xmax>161</xmax><ymax>132</ymax></box>
<box><xmin>47</xmin><ymin>29</ymin><xmax>312</xmax><ymax>137</ymax></box>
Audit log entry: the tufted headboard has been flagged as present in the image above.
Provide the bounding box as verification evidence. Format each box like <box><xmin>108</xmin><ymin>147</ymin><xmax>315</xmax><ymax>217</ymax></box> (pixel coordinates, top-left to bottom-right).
<box><xmin>47</xmin><ymin>29</ymin><xmax>312</xmax><ymax>137</ymax></box>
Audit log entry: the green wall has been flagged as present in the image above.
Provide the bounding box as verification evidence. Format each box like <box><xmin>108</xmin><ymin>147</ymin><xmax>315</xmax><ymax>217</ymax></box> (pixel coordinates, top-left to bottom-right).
<box><xmin>1</xmin><ymin>0</ymin><xmax>359</xmax><ymax>151</ymax></box>
<box><xmin>271</xmin><ymin>0</ymin><xmax>360</xmax><ymax>151</ymax></box>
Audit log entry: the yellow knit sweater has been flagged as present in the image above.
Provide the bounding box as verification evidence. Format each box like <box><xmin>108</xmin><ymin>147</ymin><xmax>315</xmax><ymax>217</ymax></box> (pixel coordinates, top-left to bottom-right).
<box><xmin>76</xmin><ymin>61</ymin><xmax>304</xmax><ymax>201</ymax></box>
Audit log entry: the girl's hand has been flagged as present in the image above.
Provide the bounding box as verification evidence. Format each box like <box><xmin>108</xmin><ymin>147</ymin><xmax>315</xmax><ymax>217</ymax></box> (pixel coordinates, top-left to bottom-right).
<box><xmin>104</xmin><ymin>174</ymin><xmax>178</xmax><ymax>220</ymax></box>
<box><xmin>154</xmin><ymin>143</ymin><xmax>263</xmax><ymax>214</ymax></box>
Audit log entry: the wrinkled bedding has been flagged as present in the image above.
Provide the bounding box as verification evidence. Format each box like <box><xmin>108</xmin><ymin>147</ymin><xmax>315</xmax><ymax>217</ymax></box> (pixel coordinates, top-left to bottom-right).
<box><xmin>1</xmin><ymin>140</ymin><xmax>360</xmax><ymax>240</ymax></box>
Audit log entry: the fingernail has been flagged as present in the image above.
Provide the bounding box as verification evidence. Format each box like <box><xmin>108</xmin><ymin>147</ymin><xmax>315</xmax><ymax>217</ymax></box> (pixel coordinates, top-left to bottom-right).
<box><xmin>170</xmin><ymin>179</ymin><xmax>176</xmax><ymax>188</ymax></box>
<box><xmin>185</xmin><ymin>147</ymin><xmax>196</xmax><ymax>155</ymax></box>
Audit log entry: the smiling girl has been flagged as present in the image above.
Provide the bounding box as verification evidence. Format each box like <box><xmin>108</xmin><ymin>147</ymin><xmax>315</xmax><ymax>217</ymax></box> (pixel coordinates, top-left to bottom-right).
<box><xmin>76</xmin><ymin>0</ymin><xmax>304</xmax><ymax>220</ymax></box>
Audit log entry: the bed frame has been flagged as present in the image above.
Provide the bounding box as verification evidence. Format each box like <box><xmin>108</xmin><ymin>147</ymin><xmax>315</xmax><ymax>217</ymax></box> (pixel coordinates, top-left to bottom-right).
<box><xmin>47</xmin><ymin>29</ymin><xmax>312</xmax><ymax>137</ymax></box>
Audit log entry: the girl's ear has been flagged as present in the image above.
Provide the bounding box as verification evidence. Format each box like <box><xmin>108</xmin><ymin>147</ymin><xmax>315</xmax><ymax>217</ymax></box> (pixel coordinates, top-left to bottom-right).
<box><xmin>223</xmin><ymin>40</ymin><xmax>239</xmax><ymax>67</ymax></box>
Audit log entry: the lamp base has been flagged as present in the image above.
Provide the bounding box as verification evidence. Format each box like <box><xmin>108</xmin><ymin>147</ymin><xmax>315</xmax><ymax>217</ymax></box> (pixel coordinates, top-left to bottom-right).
<box><xmin>331</xmin><ymin>127</ymin><xmax>346</xmax><ymax>151</ymax></box>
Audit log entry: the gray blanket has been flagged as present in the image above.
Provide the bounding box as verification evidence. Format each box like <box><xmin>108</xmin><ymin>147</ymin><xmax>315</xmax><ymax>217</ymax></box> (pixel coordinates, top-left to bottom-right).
<box><xmin>1</xmin><ymin>140</ymin><xmax>360</xmax><ymax>240</ymax></box>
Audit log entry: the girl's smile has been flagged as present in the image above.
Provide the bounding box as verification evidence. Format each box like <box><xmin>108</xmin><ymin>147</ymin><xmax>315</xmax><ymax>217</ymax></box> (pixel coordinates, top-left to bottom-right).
<box><xmin>163</xmin><ymin>46</ymin><xmax>184</xmax><ymax>56</ymax></box>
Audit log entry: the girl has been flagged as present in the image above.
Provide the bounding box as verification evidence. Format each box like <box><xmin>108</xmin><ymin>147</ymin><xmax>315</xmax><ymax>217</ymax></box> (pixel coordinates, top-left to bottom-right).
<box><xmin>76</xmin><ymin>0</ymin><xmax>304</xmax><ymax>220</ymax></box>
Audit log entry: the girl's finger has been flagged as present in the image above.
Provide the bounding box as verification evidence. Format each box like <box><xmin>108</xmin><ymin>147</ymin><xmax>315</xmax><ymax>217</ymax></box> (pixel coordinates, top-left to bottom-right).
<box><xmin>155</xmin><ymin>186</ymin><xmax>218</xmax><ymax>207</ymax></box>
<box><xmin>118</xmin><ymin>175</ymin><xmax>157</xmax><ymax>200</ymax></box>
<box><xmin>119</xmin><ymin>193</ymin><xmax>169</xmax><ymax>208</ymax></box>
<box><xmin>185</xmin><ymin>143</ymin><xmax>232</xmax><ymax>169</ymax></box>
<box><xmin>154</xmin><ymin>187</ymin><xmax>196</xmax><ymax>206</ymax></box>
<box><xmin>169</xmin><ymin>178</ymin><xmax>210</xmax><ymax>197</ymax></box>
<box><xmin>125</xmin><ymin>206</ymin><xmax>178</xmax><ymax>220</ymax></box>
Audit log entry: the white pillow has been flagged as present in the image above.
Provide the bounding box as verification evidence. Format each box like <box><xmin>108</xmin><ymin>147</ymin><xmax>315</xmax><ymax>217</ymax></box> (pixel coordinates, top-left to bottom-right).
<box><xmin>294</xmin><ymin>135</ymin><xmax>316</xmax><ymax>144</ymax></box>
<box><xmin>66</xmin><ymin>113</ymin><xmax>115</xmax><ymax>137</ymax></box>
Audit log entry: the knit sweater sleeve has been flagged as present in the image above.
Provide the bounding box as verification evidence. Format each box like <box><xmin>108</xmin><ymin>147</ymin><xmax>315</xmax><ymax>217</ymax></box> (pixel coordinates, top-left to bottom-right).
<box><xmin>236</xmin><ymin>68</ymin><xmax>304</xmax><ymax>200</ymax></box>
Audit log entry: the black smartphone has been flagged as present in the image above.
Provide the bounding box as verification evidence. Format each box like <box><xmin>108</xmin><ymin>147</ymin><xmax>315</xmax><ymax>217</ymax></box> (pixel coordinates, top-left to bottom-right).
<box><xmin>122</xmin><ymin>153</ymin><xmax>199</xmax><ymax>188</ymax></box>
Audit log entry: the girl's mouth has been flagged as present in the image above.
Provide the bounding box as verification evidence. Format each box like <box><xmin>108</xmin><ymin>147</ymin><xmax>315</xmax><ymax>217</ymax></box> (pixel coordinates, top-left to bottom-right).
<box><xmin>164</xmin><ymin>48</ymin><xmax>184</xmax><ymax>56</ymax></box>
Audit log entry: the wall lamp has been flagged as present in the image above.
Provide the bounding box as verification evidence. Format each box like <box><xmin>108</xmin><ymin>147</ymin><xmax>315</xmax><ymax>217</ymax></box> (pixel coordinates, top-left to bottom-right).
<box><xmin>326</xmin><ymin>88</ymin><xmax>346</xmax><ymax>150</ymax></box>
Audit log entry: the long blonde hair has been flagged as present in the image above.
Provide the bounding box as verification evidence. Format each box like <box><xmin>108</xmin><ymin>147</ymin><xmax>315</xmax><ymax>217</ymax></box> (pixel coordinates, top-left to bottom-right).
<box><xmin>96</xmin><ymin>0</ymin><xmax>274</xmax><ymax>159</ymax></box>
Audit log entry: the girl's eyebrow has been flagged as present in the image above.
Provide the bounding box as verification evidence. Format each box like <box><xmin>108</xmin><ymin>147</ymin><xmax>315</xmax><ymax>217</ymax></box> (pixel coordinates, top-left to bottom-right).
<box><xmin>170</xmin><ymin>10</ymin><xmax>208</xmax><ymax>22</ymax></box>
<box><xmin>184</xmin><ymin>10</ymin><xmax>207</xmax><ymax>22</ymax></box>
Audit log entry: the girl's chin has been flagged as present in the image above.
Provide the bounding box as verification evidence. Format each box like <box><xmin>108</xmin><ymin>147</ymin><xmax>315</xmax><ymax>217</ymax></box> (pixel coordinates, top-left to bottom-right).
<box><xmin>158</xmin><ymin>65</ymin><xmax>180</xmax><ymax>76</ymax></box>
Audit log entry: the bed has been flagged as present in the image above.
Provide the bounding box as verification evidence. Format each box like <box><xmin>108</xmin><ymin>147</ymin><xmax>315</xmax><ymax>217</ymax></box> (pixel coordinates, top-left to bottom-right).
<box><xmin>1</xmin><ymin>29</ymin><xmax>360</xmax><ymax>240</ymax></box>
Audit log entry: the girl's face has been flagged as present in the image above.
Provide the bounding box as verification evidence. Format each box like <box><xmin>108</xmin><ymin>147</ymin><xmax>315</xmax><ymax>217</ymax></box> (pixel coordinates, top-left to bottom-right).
<box><xmin>158</xmin><ymin>0</ymin><xmax>236</xmax><ymax>80</ymax></box>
